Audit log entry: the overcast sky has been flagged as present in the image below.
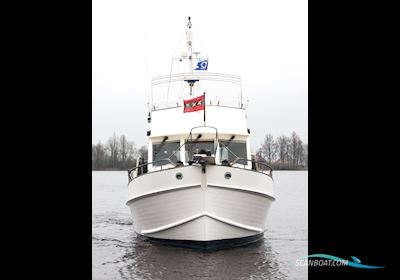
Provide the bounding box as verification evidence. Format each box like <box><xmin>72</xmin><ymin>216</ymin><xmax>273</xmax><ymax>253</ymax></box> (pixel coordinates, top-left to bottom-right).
<box><xmin>93</xmin><ymin>0</ymin><xmax>308</xmax><ymax>150</ymax></box>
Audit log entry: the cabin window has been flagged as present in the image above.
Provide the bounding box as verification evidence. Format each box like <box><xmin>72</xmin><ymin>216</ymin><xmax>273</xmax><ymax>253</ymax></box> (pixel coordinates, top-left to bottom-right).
<box><xmin>152</xmin><ymin>141</ymin><xmax>180</xmax><ymax>166</ymax></box>
<box><xmin>185</xmin><ymin>141</ymin><xmax>214</xmax><ymax>162</ymax></box>
<box><xmin>219</xmin><ymin>141</ymin><xmax>247</xmax><ymax>165</ymax></box>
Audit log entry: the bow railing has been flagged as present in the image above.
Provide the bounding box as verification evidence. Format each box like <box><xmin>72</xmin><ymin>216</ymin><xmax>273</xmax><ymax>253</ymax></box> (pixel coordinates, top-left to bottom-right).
<box><xmin>128</xmin><ymin>159</ymin><xmax>177</xmax><ymax>183</ymax></box>
<box><xmin>229</xmin><ymin>158</ymin><xmax>273</xmax><ymax>177</ymax></box>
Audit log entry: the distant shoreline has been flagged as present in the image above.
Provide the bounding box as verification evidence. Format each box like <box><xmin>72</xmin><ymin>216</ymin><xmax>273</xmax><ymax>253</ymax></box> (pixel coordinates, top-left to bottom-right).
<box><xmin>93</xmin><ymin>133</ymin><xmax>308</xmax><ymax>172</ymax></box>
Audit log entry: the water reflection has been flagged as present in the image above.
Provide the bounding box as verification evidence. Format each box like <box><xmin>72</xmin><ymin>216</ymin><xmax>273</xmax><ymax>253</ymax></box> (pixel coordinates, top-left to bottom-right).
<box><xmin>118</xmin><ymin>234</ymin><xmax>287</xmax><ymax>280</ymax></box>
<box><xmin>92</xmin><ymin>171</ymin><xmax>308</xmax><ymax>279</ymax></box>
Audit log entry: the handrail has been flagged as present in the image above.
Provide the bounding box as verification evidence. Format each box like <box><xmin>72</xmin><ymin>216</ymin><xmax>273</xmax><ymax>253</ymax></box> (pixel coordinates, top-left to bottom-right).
<box><xmin>166</xmin><ymin>126</ymin><xmax>219</xmax><ymax>161</ymax></box>
<box><xmin>151</xmin><ymin>72</ymin><xmax>241</xmax><ymax>86</ymax></box>
<box><xmin>229</xmin><ymin>158</ymin><xmax>273</xmax><ymax>177</ymax></box>
<box><xmin>152</xmin><ymin>104</ymin><xmax>246</xmax><ymax>112</ymax></box>
<box><xmin>128</xmin><ymin>158</ymin><xmax>177</xmax><ymax>183</ymax></box>
<box><xmin>127</xmin><ymin>157</ymin><xmax>273</xmax><ymax>183</ymax></box>
<box><xmin>128</xmin><ymin>126</ymin><xmax>220</xmax><ymax>183</ymax></box>
<box><xmin>186</xmin><ymin>126</ymin><xmax>220</xmax><ymax>158</ymax></box>
<box><xmin>127</xmin><ymin>127</ymin><xmax>273</xmax><ymax>182</ymax></box>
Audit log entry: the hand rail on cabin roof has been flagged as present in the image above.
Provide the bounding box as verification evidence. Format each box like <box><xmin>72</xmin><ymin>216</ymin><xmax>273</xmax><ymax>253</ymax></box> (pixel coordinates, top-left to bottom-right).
<box><xmin>151</xmin><ymin>72</ymin><xmax>241</xmax><ymax>86</ymax></box>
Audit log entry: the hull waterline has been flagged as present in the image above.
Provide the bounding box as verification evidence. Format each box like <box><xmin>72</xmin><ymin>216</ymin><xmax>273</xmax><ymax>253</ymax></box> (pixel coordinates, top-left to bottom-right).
<box><xmin>139</xmin><ymin>232</ymin><xmax>265</xmax><ymax>251</ymax></box>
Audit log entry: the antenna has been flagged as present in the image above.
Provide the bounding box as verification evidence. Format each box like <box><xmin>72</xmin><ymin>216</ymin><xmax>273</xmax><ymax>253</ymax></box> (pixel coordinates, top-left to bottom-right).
<box><xmin>186</xmin><ymin>17</ymin><xmax>193</xmax><ymax>73</ymax></box>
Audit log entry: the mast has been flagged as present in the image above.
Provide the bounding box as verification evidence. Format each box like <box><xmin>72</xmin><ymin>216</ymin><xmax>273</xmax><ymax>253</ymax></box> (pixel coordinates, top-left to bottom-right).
<box><xmin>186</xmin><ymin>17</ymin><xmax>193</xmax><ymax>74</ymax></box>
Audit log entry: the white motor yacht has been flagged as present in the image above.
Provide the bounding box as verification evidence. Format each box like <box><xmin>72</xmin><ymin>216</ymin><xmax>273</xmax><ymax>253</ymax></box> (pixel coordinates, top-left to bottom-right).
<box><xmin>127</xmin><ymin>18</ymin><xmax>275</xmax><ymax>250</ymax></box>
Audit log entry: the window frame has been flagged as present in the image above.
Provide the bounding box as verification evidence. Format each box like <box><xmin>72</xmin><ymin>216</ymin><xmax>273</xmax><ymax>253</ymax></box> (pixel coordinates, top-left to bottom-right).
<box><xmin>219</xmin><ymin>140</ymin><xmax>248</xmax><ymax>165</ymax></box>
<box><xmin>185</xmin><ymin>140</ymin><xmax>215</xmax><ymax>163</ymax></box>
<box><xmin>152</xmin><ymin>141</ymin><xmax>181</xmax><ymax>166</ymax></box>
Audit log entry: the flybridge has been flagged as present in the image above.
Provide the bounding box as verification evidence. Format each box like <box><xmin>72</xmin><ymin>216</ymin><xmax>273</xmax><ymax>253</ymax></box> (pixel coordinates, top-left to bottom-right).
<box><xmin>149</xmin><ymin>18</ymin><xmax>244</xmax><ymax>111</ymax></box>
<box><xmin>150</xmin><ymin>72</ymin><xmax>244</xmax><ymax>111</ymax></box>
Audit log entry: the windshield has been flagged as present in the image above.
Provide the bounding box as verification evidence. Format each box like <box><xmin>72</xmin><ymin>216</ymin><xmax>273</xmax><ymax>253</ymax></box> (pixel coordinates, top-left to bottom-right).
<box><xmin>152</xmin><ymin>142</ymin><xmax>180</xmax><ymax>165</ymax></box>
<box><xmin>185</xmin><ymin>141</ymin><xmax>214</xmax><ymax>162</ymax></box>
<box><xmin>219</xmin><ymin>140</ymin><xmax>247</xmax><ymax>165</ymax></box>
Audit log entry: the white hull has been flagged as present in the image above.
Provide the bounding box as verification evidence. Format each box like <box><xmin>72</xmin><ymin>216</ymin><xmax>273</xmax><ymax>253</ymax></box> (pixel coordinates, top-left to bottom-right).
<box><xmin>127</xmin><ymin>165</ymin><xmax>274</xmax><ymax>242</ymax></box>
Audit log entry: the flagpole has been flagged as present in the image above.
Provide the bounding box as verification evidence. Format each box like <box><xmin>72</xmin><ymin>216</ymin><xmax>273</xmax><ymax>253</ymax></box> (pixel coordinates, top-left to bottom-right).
<box><xmin>203</xmin><ymin>92</ymin><xmax>206</xmax><ymax>126</ymax></box>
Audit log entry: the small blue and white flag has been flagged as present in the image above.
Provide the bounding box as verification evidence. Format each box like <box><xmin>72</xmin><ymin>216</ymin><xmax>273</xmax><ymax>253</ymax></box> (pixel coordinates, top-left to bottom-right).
<box><xmin>194</xmin><ymin>59</ymin><xmax>208</xmax><ymax>70</ymax></box>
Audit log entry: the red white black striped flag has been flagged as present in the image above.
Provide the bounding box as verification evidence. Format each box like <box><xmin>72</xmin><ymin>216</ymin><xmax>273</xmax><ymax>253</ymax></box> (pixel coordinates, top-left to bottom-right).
<box><xmin>183</xmin><ymin>94</ymin><xmax>205</xmax><ymax>113</ymax></box>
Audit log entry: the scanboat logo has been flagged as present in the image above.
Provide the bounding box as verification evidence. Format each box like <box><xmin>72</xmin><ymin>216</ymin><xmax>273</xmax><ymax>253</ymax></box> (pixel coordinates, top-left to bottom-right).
<box><xmin>296</xmin><ymin>254</ymin><xmax>384</xmax><ymax>269</ymax></box>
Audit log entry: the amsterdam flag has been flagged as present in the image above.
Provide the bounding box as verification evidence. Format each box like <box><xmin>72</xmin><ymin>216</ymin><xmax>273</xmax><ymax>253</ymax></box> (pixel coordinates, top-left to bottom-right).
<box><xmin>183</xmin><ymin>94</ymin><xmax>205</xmax><ymax>113</ymax></box>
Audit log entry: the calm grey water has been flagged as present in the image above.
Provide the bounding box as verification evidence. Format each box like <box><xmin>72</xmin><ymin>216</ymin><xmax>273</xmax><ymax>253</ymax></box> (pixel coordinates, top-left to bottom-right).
<box><xmin>92</xmin><ymin>171</ymin><xmax>308</xmax><ymax>279</ymax></box>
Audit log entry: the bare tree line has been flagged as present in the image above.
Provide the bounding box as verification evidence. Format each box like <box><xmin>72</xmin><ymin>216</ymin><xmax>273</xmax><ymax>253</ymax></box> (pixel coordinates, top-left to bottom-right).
<box><xmin>92</xmin><ymin>131</ymin><xmax>307</xmax><ymax>170</ymax></box>
<box><xmin>92</xmin><ymin>133</ymin><xmax>148</xmax><ymax>170</ymax></box>
<box><xmin>257</xmin><ymin>131</ymin><xmax>308</xmax><ymax>169</ymax></box>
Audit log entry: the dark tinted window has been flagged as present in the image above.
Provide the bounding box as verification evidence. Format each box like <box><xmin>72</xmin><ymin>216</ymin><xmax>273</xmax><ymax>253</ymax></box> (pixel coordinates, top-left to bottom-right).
<box><xmin>220</xmin><ymin>141</ymin><xmax>247</xmax><ymax>165</ymax></box>
<box><xmin>153</xmin><ymin>142</ymin><xmax>180</xmax><ymax>166</ymax></box>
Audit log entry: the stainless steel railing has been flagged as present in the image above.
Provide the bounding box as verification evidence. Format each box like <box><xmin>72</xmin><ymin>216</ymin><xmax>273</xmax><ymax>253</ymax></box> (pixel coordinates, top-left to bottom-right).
<box><xmin>128</xmin><ymin>159</ymin><xmax>177</xmax><ymax>183</ymax></box>
<box><xmin>229</xmin><ymin>158</ymin><xmax>273</xmax><ymax>177</ymax></box>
